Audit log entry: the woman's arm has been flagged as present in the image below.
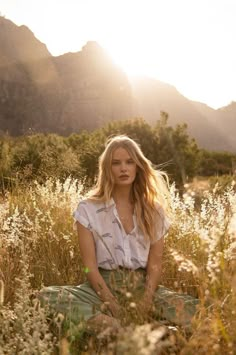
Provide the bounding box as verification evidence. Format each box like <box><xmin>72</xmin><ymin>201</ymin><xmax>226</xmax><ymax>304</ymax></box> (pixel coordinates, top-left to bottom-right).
<box><xmin>76</xmin><ymin>221</ymin><xmax>120</xmax><ymax>317</ymax></box>
<box><xmin>142</xmin><ymin>237</ymin><xmax>164</xmax><ymax>311</ymax></box>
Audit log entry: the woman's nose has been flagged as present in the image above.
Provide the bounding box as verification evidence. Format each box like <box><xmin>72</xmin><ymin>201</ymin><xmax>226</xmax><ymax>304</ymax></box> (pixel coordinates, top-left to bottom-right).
<box><xmin>121</xmin><ymin>163</ymin><xmax>127</xmax><ymax>172</ymax></box>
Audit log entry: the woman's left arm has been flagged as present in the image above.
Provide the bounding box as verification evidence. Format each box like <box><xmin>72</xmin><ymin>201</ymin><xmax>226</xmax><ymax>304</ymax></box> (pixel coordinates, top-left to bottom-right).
<box><xmin>142</xmin><ymin>237</ymin><xmax>164</xmax><ymax>311</ymax></box>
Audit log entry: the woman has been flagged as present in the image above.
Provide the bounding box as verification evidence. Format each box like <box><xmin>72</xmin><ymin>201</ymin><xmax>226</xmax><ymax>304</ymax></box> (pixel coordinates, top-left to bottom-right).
<box><xmin>39</xmin><ymin>135</ymin><xmax>199</xmax><ymax>330</ymax></box>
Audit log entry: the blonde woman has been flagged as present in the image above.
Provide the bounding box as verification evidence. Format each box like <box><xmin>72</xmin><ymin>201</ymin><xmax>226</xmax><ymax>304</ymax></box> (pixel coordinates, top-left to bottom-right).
<box><xmin>39</xmin><ymin>135</ymin><xmax>199</xmax><ymax>331</ymax></box>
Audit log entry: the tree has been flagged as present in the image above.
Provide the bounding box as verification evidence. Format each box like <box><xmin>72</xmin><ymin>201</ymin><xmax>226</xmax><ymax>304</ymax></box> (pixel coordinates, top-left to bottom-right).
<box><xmin>73</xmin><ymin>115</ymin><xmax>200</xmax><ymax>187</ymax></box>
<box><xmin>198</xmin><ymin>150</ymin><xmax>236</xmax><ymax>176</ymax></box>
<box><xmin>153</xmin><ymin>112</ymin><xmax>200</xmax><ymax>185</ymax></box>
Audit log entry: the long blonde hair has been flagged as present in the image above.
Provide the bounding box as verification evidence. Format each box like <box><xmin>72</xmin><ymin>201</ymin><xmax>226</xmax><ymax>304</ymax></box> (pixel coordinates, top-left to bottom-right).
<box><xmin>88</xmin><ymin>135</ymin><xmax>171</xmax><ymax>242</ymax></box>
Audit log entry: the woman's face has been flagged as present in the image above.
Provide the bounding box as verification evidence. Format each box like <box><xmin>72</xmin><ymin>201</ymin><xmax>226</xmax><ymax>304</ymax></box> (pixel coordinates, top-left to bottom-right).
<box><xmin>111</xmin><ymin>147</ymin><xmax>137</xmax><ymax>186</ymax></box>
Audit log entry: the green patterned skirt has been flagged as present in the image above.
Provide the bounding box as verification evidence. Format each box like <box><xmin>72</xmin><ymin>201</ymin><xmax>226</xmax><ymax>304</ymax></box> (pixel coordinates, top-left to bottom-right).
<box><xmin>38</xmin><ymin>268</ymin><xmax>199</xmax><ymax>328</ymax></box>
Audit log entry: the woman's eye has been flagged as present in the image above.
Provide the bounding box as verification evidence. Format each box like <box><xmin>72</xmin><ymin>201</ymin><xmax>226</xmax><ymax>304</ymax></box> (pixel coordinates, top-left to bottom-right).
<box><xmin>112</xmin><ymin>161</ymin><xmax>120</xmax><ymax>165</ymax></box>
<box><xmin>127</xmin><ymin>160</ymin><xmax>134</xmax><ymax>164</ymax></box>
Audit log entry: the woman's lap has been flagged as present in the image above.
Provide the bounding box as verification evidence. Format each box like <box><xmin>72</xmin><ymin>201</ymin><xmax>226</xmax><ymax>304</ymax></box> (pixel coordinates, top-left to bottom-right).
<box><xmin>38</xmin><ymin>268</ymin><xmax>199</xmax><ymax>327</ymax></box>
<box><xmin>38</xmin><ymin>283</ymin><xmax>105</xmax><ymax>324</ymax></box>
<box><xmin>154</xmin><ymin>285</ymin><xmax>199</xmax><ymax>326</ymax></box>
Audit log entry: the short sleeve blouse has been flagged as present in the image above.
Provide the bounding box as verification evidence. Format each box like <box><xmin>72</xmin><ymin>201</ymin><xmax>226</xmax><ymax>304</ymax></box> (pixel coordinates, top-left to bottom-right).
<box><xmin>73</xmin><ymin>198</ymin><xmax>170</xmax><ymax>270</ymax></box>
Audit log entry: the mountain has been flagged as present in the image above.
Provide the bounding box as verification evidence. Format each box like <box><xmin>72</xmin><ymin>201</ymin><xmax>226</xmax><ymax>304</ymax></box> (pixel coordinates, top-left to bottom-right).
<box><xmin>211</xmin><ymin>102</ymin><xmax>236</xmax><ymax>150</ymax></box>
<box><xmin>190</xmin><ymin>101</ymin><xmax>236</xmax><ymax>151</ymax></box>
<box><xmin>51</xmin><ymin>43</ymin><xmax>132</xmax><ymax>132</ymax></box>
<box><xmin>0</xmin><ymin>16</ymin><xmax>235</xmax><ymax>152</ymax></box>
<box><xmin>0</xmin><ymin>16</ymin><xmax>132</xmax><ymax>134</ymax></box>
<box><xmin>0</xmin><ymin>16</ymin><xmax>54</xmax><ymax>83</ymax></box>
<box><xmin>130</xmin><ymin>77</ymin><xmax>233</xmax><ymax>151</ymax></box>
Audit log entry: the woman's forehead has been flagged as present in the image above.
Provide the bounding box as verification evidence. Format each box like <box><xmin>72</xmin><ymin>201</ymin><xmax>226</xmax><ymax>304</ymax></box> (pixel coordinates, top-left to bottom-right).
<box><xmin>112</xmin><ymin>147</ymin><xmax>132</xmax><ymax>159</ymax></box>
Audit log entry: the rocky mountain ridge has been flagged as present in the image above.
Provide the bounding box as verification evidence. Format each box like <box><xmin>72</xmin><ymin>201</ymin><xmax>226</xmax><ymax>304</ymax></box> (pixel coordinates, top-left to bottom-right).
<box><xmin>0</xmin><ymin>16</ymin><xmax>235</xmax><ymax>151</ymax></box>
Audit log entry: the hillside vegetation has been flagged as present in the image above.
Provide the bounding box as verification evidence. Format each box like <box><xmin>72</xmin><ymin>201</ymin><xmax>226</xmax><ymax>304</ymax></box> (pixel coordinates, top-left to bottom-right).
<box><xmin>0</xmin><ymin>117</ymin><xmax>235</xmax><ymax>193</ymax></box>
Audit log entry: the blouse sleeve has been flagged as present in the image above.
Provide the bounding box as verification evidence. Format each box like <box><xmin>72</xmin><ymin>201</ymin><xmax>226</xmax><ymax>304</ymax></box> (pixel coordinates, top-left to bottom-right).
<box><xmin>73</xmin><ymin>201</ymin><xmax>93</xmax><ymax>231</ymax></box>
<box><xmin>152</xmin><ymin>204</ymin><xmax>171</xmax><ymax>244</ymax></box>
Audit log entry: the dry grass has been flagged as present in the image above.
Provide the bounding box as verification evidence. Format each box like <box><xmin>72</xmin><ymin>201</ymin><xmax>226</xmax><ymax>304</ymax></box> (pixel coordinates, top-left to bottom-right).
<box><xmin>0</xmin><ymin>178</ymin><xmax>236</xmax><ymax>354</ymax></box>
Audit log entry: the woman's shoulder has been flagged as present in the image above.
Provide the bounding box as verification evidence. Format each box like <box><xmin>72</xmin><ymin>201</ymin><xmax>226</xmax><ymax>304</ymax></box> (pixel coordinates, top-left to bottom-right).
<box><xmin>154</xmin><ymin>201</ymin><xmax>165</xmax><ymax>214</ymax></box>
<box><xmin>73</xmin><ymin>198</ymin><xmax>105</xmax><ymax>223</ymax></box>
<box><xmin>154</xmin><ymin>201</ymin><xmax>171</xmax><ymax>223</ymax></box>
<box><xmin>77</xmin><ymin>198</ymin><xmax>105</xmax><ymax>210</ymax></box>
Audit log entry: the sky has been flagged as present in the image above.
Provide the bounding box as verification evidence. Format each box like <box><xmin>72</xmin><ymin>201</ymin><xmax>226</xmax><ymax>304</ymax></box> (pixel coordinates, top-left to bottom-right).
<box><xmin>0</xmin><ymin>0</ymin><xmax>236</xmax><ymax>109</ymax></box>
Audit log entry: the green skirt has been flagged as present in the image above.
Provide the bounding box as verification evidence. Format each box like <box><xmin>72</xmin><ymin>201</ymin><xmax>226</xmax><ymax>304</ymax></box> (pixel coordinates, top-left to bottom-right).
<box><xmin>38</xmin><ymin>268</ymin><xmax>199</xmax><ymax>328</ymax></box>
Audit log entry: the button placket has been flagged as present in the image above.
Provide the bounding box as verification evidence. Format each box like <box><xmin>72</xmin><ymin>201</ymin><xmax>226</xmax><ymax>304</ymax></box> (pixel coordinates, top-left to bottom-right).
<box><xmin>113</xmin><ymin>206</ymin><xmax>131</xmax><ymax>266</ymax></box>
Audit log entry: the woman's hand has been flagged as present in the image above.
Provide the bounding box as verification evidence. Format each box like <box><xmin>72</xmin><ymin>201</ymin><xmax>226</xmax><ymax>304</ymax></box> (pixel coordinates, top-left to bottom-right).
<box><xmin>107</xmin><ymin>298</ymin><xmax>122</xmax><ymax>318</ymax></box>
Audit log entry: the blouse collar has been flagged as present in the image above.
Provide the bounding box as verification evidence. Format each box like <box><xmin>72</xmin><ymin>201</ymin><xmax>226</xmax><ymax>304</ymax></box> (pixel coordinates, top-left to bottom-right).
<box><xmin>105</xmin><ymin>198</ymin><xmax>115</xmax><ymax>209</ymax></box>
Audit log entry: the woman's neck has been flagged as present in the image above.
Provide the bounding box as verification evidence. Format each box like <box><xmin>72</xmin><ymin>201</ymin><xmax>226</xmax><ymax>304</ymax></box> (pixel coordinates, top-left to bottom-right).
<box><xmin>112</xmin><ymin>185</ymin><xmax>133</xmax><ymax>204</ymax></box>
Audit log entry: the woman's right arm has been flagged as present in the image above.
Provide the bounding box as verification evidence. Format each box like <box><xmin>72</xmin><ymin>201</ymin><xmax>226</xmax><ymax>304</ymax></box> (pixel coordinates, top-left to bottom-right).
<box><xmin>76</xmin><ymin>221</ymin><xmax>120</xmax><ymax>317</ymax></box>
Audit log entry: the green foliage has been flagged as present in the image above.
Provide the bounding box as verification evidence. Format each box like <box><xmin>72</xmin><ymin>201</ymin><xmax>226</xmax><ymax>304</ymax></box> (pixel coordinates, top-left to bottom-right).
<box><xmin>198</xmin><ymin>149</ymin><xmax>236</xmax><ymax>176</ymax></box>
<box><xmin>153</xmin><ymin>112</ymin><xmax>200</xmax><ymax>185</ymax></box>
<box><xmin>69</xmin><ymin>130</ymin><xmax>106</xmax><ymax>187</ymax></box>
<box><xmin>0</xmin><ymin>134</ymin><xmax>82</xmax><ymax>191</ymax></box>
<box><xmin>0</xmin><ymin>114</ymin><xmax>235</xmax><ymax>192</ymax></box>
<box><xmin>73</xmin><ymin>114</ymin><xmax>201</xmax><ymax>187</ymax></box>
<box><xmin>11</xmin><ymin>136</ymin><xmax>42</xmax><ymax>177</ymax></box>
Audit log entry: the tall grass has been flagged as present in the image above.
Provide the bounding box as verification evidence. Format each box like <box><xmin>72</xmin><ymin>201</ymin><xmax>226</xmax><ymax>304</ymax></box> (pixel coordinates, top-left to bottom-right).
<box><xmin>0</xmin><ymin>178</ymin><xmax>235</xmax><ymax>354</ymax></box>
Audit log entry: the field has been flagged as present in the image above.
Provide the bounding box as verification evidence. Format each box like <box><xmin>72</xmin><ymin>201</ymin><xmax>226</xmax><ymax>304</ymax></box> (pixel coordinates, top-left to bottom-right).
<box><xmin>0</xmin><ymin>178</ymin><xmax>236</xmax><ymax>354</ymax></box>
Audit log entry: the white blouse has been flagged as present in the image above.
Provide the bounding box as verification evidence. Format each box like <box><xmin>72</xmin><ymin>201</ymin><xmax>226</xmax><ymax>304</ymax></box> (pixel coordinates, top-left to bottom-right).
<box><xmin>73</xmin><ymin>198</ymin><xmax>170</xmax><ymax>270</ymax></box>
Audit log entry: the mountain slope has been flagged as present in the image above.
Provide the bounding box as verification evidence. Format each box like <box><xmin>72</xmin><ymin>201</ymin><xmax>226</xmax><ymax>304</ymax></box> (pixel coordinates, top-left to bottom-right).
<box><xmin>0</xmin><ymin>16</ymin><xmax>235</xmax><ymax>152</ymax></box>
<box><xmin>0</xmin><ymin>17</ymin><xmax>51</xmax><ymax>63</ymax></box>
<box><xmin>191</xmin><ymin>101</ymin><xmax>236</xmax><ymax>151</ymax></box>
<box><xmin>0</xmin><ymin>17</ymin><xmax>132</xmax><ymax>134</ymax></box>
<box><xmin>0</xmin><ymin>16</ymin><xmax>54</xmax><ymax>84</ymax></box>
<box><xmin>130</xmin><ymin>77</ymin><xmax>233</xmax><ymax>151</ymax></box>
